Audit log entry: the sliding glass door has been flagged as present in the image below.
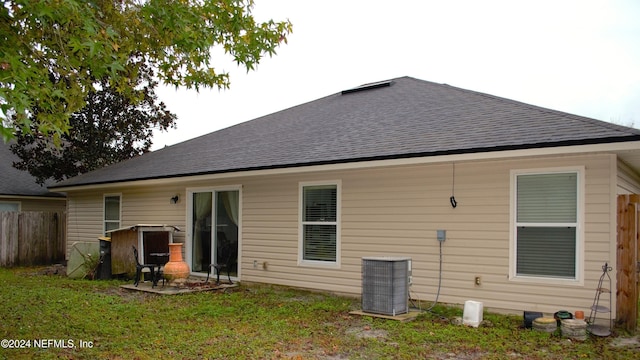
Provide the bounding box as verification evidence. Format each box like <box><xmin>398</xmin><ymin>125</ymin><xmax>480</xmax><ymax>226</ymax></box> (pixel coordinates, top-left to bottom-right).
<box><xmin>189</xmin><ymin>189</ymin><xmax>239</xmax><ymax>278</ymax></box>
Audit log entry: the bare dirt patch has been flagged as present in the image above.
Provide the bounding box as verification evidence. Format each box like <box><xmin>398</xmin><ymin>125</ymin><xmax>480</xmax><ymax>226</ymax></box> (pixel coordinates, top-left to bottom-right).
<box><xmin>97</xmin><ymin>286</ymin><xmax>154</xmax><ymax>302</ymax></box>
<box><xmin>346</xmin><ymin>325</ymin><xmax>388</xmax><ymax>340</ymax></box>
<box><xmin>610</xmin><ymin>335</ymin><xmax>640</xmax><ymax>349</ymax></box>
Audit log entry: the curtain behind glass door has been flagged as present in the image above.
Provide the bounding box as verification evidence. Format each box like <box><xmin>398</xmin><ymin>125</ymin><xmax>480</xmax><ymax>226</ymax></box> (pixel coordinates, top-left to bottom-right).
<box><xmin>216</xmin><ymin>191</ymin><xmax>239</xmax><ymax>277</ymax></box>
<box><xmin>192</xmin><ymin>192</ymin><xmax>212</xmax><ymax>272</ymax></box>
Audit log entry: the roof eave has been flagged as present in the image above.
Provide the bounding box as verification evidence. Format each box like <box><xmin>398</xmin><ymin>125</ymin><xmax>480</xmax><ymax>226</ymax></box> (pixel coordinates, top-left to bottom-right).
<box><xmin>50</xmin><ymin>136</ymin><xmax>640</xmax><ymax>192</ymax></box>
<box><xmin>0</xmin><ymin>193</ymin><xmax>67</xmax><ymax>200</ymax></box>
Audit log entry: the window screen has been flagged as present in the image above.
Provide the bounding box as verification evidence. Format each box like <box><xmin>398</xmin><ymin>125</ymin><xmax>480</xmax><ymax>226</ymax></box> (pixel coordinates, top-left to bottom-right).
<box><xmin>0</xmin><ymin>202</ymin><xmax>19</xmax><ymax>212</ymax></box>
<box><xmin>517</xmin><ymin>173</ymin><xmax>577</xmax><ymax>223</ymax></box>
<box><xmin>515</xmin><ymin>172</ymin><xmax>578</xmax><ymax>279</ymax></box>
<box><xmin>302</xmin><ymin>185</ymin><xmax>337</xmax><ymax>262</ymax></box>
<box><xmin>104</xmin><ymin>195</ymin><xmax>121</xmax><ymax>234</ymax></box>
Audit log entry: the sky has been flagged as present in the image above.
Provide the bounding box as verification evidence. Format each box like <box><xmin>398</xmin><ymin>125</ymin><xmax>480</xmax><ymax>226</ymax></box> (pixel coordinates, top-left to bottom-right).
<box><xmin>151</xmin><ymin>0</ymin><xmax>640</xmax><ymax>150</ymax></box>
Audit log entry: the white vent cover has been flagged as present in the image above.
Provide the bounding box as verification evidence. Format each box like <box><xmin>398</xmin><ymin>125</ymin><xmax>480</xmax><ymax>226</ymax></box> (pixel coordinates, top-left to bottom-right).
<box><xmin>361</xmin><ymin>257</ymin><xmax>410</xmax><ymax>316</ymax></box>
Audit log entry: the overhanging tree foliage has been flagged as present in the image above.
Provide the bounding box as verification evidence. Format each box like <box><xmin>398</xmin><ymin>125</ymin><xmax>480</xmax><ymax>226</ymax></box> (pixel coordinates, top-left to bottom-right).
<box><xmin>10</xmin><ymin>63</ymin><xmax>176</xmax><ymax>185</ymax></box>
<box><xmin>0</xmin><ymin>0</ymin><xmax>292</xmax><ymax>142</ymax></box>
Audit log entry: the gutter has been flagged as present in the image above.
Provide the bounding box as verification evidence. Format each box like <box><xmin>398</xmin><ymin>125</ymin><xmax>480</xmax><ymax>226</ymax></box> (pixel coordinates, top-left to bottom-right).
<box><xmin>49</xmin><ymin>138</ymin><xmax>640</xmax><ymax>192</ymax></box>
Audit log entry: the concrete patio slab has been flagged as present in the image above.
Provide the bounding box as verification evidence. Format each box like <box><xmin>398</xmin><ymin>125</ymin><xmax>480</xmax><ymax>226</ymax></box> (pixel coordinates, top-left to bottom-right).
<box><xmin>120</xmin><ymin>281</ymin><xmax>237</xmax><ymax>295</ymax></box>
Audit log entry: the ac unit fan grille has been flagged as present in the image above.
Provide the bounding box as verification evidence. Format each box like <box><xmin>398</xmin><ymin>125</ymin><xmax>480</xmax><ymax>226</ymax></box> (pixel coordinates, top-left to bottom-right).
<box><xmin>361</xmin><ymin>257</ymin><xmax>410</xmax><ymax>315</ymax></box>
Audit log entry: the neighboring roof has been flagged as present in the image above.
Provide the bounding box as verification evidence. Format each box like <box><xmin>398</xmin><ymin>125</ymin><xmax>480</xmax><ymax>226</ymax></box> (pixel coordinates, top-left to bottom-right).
<box><xmin>0</xmin><ymin>141</ymin><xmax>65</xmax><ymax>198</ymax></box>
<box><xmin>52</xmin><ymin>76</ymin><xmax>640</xmax><ymax>189</ymax></box>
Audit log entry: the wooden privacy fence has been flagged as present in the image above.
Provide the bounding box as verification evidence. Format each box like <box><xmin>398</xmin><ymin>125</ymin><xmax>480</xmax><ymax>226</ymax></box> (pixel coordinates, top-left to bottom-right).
<box><xmin>616</xmin><ymin>194</ymin><xmax>640</xmax><ymax>333</ymax></box>
<box><xmin>0</xmin><ymin>211</ymin><xmax>66</xmax><ymax>267</ymax></box>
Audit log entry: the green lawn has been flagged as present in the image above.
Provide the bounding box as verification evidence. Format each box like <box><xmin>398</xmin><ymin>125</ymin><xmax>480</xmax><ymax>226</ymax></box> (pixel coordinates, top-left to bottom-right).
<box><xmin>0</xmin><ymin>267</ymin><xmax>636</xmax><ymax>359</ymax></box>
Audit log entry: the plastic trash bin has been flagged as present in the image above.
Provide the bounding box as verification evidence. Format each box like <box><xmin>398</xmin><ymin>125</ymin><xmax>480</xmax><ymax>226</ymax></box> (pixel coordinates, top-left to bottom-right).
<box><xmin>98</xmin><ymin>236</ymin><xmax>112</xmax><ymax>279</ymax></box>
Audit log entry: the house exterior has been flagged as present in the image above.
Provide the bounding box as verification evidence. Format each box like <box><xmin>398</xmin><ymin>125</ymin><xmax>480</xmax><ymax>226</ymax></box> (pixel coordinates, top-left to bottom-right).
<box><xmin>0</xmin><ymin>141</ymin><xmax>66</xmax><ymax>212</ymax></box>
<box><xmin>50</xmin><ymin>77</ymin><xmax>640</xmax><ymax>320</ymax></box>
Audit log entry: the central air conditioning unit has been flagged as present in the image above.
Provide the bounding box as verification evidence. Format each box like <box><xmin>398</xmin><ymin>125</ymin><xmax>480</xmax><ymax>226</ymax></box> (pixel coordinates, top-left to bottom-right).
<box><xmin>361</xmin><ymin>256</ymin><xmax>411</xmax><ymax>316</ymax></box>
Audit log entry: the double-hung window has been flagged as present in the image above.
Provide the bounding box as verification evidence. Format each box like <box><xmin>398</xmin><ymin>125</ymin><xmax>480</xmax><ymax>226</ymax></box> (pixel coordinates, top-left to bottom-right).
<box><xmin>512</xmin><ymin>169</ymin><xmax>581</xmax><ymax>281</ymax></box>
<box><xmin>299</xmin><ymin>181</ymin><xmax>340</xmax><ymax>266</ymax></box>
<box><xmin>104</xmin><ymin>194</ymin><xmax>121</xmax><ymax>235</ymax></box>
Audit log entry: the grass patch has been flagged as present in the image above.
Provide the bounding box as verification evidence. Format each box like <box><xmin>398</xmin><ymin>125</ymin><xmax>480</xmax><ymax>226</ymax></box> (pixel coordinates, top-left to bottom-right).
<box><xmin>0</xmin><ymin>267</ymin><xmax>637</xmax><ymax>359</ymax></box>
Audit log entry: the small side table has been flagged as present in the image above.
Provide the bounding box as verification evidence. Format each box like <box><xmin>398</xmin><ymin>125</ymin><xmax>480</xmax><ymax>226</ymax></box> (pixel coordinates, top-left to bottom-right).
<box><xmin>149</xmin><ymin>252</ymin><xmax>170</xmax><ymax>287</ymax></box>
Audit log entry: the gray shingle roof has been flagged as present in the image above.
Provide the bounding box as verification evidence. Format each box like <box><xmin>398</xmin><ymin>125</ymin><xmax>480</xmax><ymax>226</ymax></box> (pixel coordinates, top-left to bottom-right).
<box><xmin>51</xmin><ymin>76</ymin><xmax>640</xmax><ymax>189</ymax></box>
<box><xmin>0</xmin><ymin>141</ymin><xmax>64</xmax><ymax>197</ymax></box>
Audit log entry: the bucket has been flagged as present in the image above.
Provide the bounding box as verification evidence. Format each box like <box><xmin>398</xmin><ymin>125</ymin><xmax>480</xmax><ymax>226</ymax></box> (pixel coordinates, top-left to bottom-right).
<box><xmin>462</xmin><ymin>300</ymin><xmax>483</xmax><ymax>327</ymax></box>
<box><xmin>523</xmin><ymin>311</ymin><xmax>543</xmax><ymax>328</ymax></box>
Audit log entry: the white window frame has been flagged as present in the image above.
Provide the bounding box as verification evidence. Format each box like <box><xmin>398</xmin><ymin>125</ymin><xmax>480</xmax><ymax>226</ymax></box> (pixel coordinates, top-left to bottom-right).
<box><xmin>509</xmin><ymin>167</ymin><xmax>584</xmax><ymax>285</ymax></box>
<box><xmin>103</xmin><ymin>193</ymin><xmax>122</xmax><ymax>235</ymax></box>
<box><xmin>298</xmin><ymin>180</ymin><xmax>341</xmax><ymax>268</ymax></box>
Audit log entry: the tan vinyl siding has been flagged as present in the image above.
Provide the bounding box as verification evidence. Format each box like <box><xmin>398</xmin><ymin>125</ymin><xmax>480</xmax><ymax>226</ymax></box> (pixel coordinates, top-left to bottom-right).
<box><xmin>240</xmin><ymin>154</ymin><xmax>615</xmax><ymax>315</ymax></box>
<box><xmin>617</xmin><ymin>158</ymin><xmax>640</xmax><ymax>194</ymax></box>
<box><xmin>65</xmin><ymin>153</ymin><xmax>616</xmax><ymax>315</ymax></box>
<box><xmin>66</xmin><ymin>185</ymin><xmax>187</xmax><ymax>259</ymax></box>
<box><xmin>119</xmin><ymin>185</ymin><xmax>187</xmax><ymax>244</ymax></box>
<box><xmin>242</xmin><ymin>175</ymin><xmax>300</xmax><ymax>284</ymax></box>
<box><xmin>0</xmin><ymin>197</ymin><xmax>66</xmax><ymax>212</ymax></box>
<box><xmin>66</xmin><ymin>192</ymin><xmax>103</xmax><ymax>258</ymax></box>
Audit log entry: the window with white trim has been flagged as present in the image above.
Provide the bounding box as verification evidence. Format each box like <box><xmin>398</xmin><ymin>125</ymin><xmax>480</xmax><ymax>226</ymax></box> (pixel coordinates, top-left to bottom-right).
<box><xmin>0</xmin><ymin>202</ymin><xmax>20</xmax><ymax>212</ymax></box>
<box><xmin>514</xmin><ymin>171</ymin><xmax>579</xmax><ymax>279</ymax></box>
<box><xmin>104</xmin><ymin>194</ymin><xmax>121</xmax><ymax>235</ymax></box>
<box><xmin>300</xmin><ymin>182</ymin><xmax>340</xmax><ymax>265</ymax></box>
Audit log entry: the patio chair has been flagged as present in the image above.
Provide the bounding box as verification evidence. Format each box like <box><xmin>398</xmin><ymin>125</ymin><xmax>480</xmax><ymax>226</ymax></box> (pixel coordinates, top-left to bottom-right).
<box><xmin>206</xmin><ymin>261</ymin><xmax>232</xmax><ymax>285</ymax></box>
<box><xmin>206</xmin><ymin>234</ymin><xmax>236</xmax><ymax>285</ymax></box>
<box><xmin>132</xmin><ymin>245</ymin><xmax>159</xmax><ymax>287</ymax></box>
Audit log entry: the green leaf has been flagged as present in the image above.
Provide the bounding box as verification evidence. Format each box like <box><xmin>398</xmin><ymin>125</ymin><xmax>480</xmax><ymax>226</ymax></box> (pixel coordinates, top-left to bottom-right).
<box><xmin>1</xmin><ymin>0</ymin><xmax>292</xmax><ymax>141</ymax></box>
<box><xmin>0</xmin><ymin>125</ymin><xmax>15</xmax><ymax>143</ymax></box>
